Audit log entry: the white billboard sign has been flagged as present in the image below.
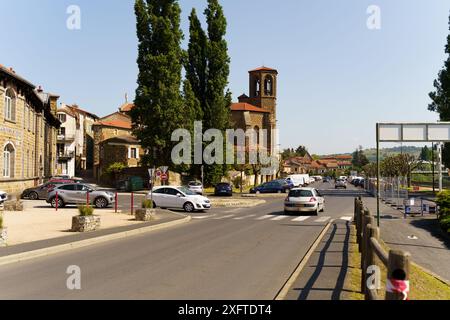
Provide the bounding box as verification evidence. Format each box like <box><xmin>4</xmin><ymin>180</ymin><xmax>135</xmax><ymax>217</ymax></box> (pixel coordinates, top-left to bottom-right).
<box><xmin>378</xmin><ymin>123</ymin><xmax>450</xmax><ymax>142</ymax></box>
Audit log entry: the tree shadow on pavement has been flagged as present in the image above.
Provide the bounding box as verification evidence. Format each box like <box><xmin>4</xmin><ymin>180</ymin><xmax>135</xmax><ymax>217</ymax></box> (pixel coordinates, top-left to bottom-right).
<box><xmin>293</xmin><ymin>221</ymin><xmax>351</xmax><ymax>300</ymax></box>
<box><xmin>408</xmin><ymin>219</ymin><xmax>450</xmax><ymax>249</ymax></box>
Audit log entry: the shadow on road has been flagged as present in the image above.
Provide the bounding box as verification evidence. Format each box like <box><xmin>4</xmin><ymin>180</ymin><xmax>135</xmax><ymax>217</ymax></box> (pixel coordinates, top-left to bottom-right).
<box><xmin>292</xmin><ymin>221</ymin><xmax>351</xmax><ymax>300</ymax></box>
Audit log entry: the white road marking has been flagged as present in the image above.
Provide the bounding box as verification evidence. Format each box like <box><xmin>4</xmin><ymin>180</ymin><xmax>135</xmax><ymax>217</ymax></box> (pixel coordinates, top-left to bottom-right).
<box><xmin>256</xmin><ymin>215</ymin><xmax>273</xmax><ymax>220</ymax></box>
<box><xmin>192</xmin><ymin>216</ymin><xmax>210</xmax><ymax>220</ymax></box>
<box><xmin>271</xmin><ymin>215</ymin><xmax>289</xmax><ymax>221</ymax></box>
<box><xmin>233</xmin><ymin>214</ymin><xmax>256</xmax><ymax>220</ymax></box>
<box><xmin>291</xmin><ymin>216</ymin><xmax>310</xmax><ymax>222</ymax></box>
<box><xmin>213</xmin><ymin>215</ymin><xmax>235</xmax><ymax>220</ymax></box>
<box><xmin>314</xmin><ymin>216</ymin><xmax>331</xmax><ymax>223</ymax></box>
<box><xmin>340</xmin><ymin>216</ymin><xmax>353</xmax><ymax>221</ymax></box>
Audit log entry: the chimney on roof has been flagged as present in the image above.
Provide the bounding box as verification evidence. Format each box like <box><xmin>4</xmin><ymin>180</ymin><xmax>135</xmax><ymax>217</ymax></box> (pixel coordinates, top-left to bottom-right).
<box><xmin>9</xmin><ymin>67</ymin><xmax>15</xmax><ymax>74</ymax></box>
<box><xmin>37</xmin><ymin>86</ymin><xmax>43</xmax><ymax>93</ymax></box>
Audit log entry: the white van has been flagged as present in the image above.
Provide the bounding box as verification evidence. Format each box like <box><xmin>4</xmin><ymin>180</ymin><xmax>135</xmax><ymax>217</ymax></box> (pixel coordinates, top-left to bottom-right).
<box><xmin>287</xmin><ymin>174</ymin><xmax>310</xmax><ymax>187</ymax></box>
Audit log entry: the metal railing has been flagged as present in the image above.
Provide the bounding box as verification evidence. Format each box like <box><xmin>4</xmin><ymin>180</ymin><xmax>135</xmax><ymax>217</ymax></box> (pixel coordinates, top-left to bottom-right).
<box><xmin>354</xmin><ymin>197</ymin><xmax>411</xmax><ymax>300</ymax></box>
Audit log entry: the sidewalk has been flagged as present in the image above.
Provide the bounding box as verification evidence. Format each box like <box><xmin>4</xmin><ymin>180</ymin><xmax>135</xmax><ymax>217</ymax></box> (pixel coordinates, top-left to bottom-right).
<box><xmin>0</xmin><ymin>201</ymin><xmax>187</xmax><ymax>253</ymax></box>
<box><xmin>284</xmin><ymin>219</ymin><xmax>354</xmax><ymax>300</ymax></box>
<box><xmin>363</xmin><ymin>196</ymin><xmax>450</xmax><ymax>282</ymax></box>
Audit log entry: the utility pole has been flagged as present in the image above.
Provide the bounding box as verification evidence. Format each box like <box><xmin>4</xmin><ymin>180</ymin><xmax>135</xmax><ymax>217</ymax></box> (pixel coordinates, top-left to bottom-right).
<box><xmin>438</xmin><ymin>143</ymin><xmax>443</xmax><ymax>192</ymax></box>
<box><xmin>432</xmin><ymin>142</ymin><xmax>435</xmax><ymax>193</ymax></box>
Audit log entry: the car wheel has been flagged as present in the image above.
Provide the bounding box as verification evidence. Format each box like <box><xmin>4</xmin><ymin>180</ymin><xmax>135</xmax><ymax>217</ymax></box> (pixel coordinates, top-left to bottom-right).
<box><xmin>183</xmin><ymin>202</ymin><xmax>195</xmax><ymax>213</ymax></box>
<box><xmin>95</xmin><ymin>197</ymin><xmax>108</xmax><ymax>209</ymax></box>
<box><xmin>29</xmin><ymin>192</ymin><xmax>39</xmax><ymax>200</ymax></box>
<box><xmin>152</xmin><ymin>201</ymin><xmax>157</xmax><ymax>208</ymax></box>
<box><xmin>321</xmin><ymin>205</ymin><xmax>325</xmax><ymax>213</ymax></box>
<box><xmin>50</xmin><ymin>197</ymin><xmax>64</xmax><ymax>208</ymax></box>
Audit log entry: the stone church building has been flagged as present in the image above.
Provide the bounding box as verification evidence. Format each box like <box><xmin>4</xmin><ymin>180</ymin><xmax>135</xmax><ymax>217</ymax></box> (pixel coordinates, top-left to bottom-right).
<box><xmin>230</xmin><ymin>66</ymin><xmax>279</xmax><ymax>182</ymax></box>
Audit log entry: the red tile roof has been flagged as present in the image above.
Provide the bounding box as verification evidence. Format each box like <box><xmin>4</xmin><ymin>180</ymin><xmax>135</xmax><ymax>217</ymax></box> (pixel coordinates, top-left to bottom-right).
<box><xmin>231</xmin><ymin>103</ymin><xmax>270</xmax><ymax>113</ymax></box>
<box><xmin>120</xmin><ymin>103</ymin><xmax>134</xmax><ymax>112</ymax></box>
<box><xmin>94</xmin><ymin>120</ymin><xmax>132</xmax><ymax>130</ymax></box>
<box><xmin>249</xmin><ymin>66</ymin><xmax>278</xmax><ymax>73</ymax></box>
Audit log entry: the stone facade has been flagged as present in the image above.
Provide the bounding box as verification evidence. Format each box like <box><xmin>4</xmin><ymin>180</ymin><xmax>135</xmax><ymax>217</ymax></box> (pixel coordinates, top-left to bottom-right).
<box><xmin>230</xmin><ymin>67</ymin><xmax>279</xmax><ymax>182</ymax></box>
<box><xmin>0</xmin><ymin>65</ymin><xmax>60</xmax><ymax>195</ymax></box>
<box><xmin>93</xmin><ymin>104</ymin><xmax>144</xmax><ymax>181</ymax></box>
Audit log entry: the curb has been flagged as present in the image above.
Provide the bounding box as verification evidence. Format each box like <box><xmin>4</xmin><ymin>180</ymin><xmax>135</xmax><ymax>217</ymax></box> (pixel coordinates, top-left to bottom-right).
<box><xmin>274</xmin><ymin>220</ymin><xmax>334</xmax><ymax>300</ymax></box>
<box><xmin>0</xmin><ymin>215</ymin><xmax>191</xmax><ymax>267</ymax></box>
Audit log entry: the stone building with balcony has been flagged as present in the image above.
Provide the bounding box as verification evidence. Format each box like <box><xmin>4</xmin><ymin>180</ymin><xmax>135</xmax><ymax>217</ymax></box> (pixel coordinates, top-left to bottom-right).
<box><xmin>56</xmin><ymin>104</ymin><xmax>99</xmax><ymax>177</ymax></box>
<box><xmin>0</xmin><ymin>64</ymin><xmax>60</xmax><ymax>195</ymax></box>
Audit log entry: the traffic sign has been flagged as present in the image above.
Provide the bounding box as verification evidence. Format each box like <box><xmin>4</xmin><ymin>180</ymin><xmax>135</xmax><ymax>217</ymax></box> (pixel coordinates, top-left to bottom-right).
<box><xmin>148</xmin><ymin>168</ymin><xmax>155</xmax><ymax>178</ymax></box>
<box><xmin>161</xmin><ymin>166</ymin><xmax>169</xmax><ymax>174</ymax></box>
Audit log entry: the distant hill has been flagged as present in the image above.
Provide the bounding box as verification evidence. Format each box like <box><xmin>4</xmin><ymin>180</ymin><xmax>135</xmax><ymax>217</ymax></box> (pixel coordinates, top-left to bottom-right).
<box><xmin>318</xmin><ymin>146</ymin><xmax>423</xmax><ymax>163</ymax></box>
<box><xmin>363</xmin><ymin>146</ymin><xmax>422</xmax><ymax>162</ymax></box>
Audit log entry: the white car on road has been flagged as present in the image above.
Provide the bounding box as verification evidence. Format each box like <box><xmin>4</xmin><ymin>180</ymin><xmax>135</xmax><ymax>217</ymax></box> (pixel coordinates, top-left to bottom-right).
<box><xmin>147</xmin><ymin>186</ymin><xmax>211</xmax><ymax>213</ymax></box>
<box><xmin>188</xmin><ymin>181</ymin><xmax>204</xmax><ymax>195</ymax></box>
<box><xmin>284</xmin><ymin>187</ymin><xmax>325</xmax><ymax>215</ymax></box>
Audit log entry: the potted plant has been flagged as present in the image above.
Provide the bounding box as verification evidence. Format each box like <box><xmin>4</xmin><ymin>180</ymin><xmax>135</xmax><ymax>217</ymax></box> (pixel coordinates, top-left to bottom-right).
<box><xmin>0</xmin><ymin>215</ymin><xmax>7</xmax><ymax>246</ymax></box>
<box><xmin>3</xmin><ymin>194</ymin><xmax>24</xmax><ymax>212</ymax></box>
<box><xmin>71</xmin><ymin>205</ymin><xmax>101</xmax><ymax>232</ymax></box>
<box><xmin>135</xmin><ymin>199</ymin><xmax>156</xmax><ymax>221</ymax></box>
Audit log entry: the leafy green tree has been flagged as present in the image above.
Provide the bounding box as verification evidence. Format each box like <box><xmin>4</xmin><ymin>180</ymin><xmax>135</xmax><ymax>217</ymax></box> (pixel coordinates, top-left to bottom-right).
<box><xmin>295</xmin><ymin>146</ymin><xmax>308</xmax><ymax>157</ymax></box>
<box><xmin>185</xmin><ymin>0</ymin><xmax>231</xmax><ymax>185</ymax></box>
<box><xmin>429</xmin><ymin>14</ymin><xmax>450</xmax><ymax>167</ymax></box>
<box><xmin>352</xmin><ymin>146</ymin><xmax>369</xmax><ymax>169</ymax></box>
<box><xmin>419</xmin><ymin>146</ymin><xmax>432</xmax><ymax>161</ymax></box>
<box><xmin>132</xmin><ymin>0</ymin><xmax>185</xmax><ymax>168</ymax></box>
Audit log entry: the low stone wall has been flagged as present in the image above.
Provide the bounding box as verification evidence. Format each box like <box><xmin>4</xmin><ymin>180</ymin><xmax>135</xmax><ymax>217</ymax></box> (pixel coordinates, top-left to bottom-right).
<box><xmin>71</xmin><ymin>215</ymin><xmax>101</xmax><ymax>232</ymax></box>
<box><xmin>135</xmin><ymin>208</ymin><xmax>156</xmax><ymax>221</ymax></box>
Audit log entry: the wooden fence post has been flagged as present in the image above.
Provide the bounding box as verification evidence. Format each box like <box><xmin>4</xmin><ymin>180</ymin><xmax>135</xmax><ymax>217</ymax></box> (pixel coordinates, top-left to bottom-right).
<box><xmin>360</xmin><ymin>211</ymin><xmax>374</xmax><ymax>293</ymax></box>
<box><xmin>364</xmin><ymin>224</ymin><xmax>379</xmax><ymax>300</ymax></box>
<box><xmin>386</xmin><ymin>250</ymin><xmax>411</xmax><ymax>300</ymax></box>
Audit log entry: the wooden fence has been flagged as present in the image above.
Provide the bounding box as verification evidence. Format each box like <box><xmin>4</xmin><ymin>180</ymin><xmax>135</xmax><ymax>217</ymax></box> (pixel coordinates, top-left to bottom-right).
<box><xmin>354</xmin><ymin>197</ymin><xmax>411</xmax><ymax>300</ymax></box>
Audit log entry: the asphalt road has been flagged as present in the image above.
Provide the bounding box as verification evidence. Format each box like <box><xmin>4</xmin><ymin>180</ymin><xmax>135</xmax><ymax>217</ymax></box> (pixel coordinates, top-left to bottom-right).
<box><xmin>0</xmin><ymin>182</ymin><xmax>364</xmax><ymax>299</ymax></box>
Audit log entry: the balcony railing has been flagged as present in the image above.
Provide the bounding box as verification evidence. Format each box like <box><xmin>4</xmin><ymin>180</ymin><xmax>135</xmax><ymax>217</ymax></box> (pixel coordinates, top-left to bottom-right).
<box><xmin>57</xmin><ymin>151</ymin><xmax>75</xmax><ymax>159</ymax></box>
<box><xmin>57</xmin><ymin>134</ymin><xmax>75</xmax><ymax>141</ymax></box>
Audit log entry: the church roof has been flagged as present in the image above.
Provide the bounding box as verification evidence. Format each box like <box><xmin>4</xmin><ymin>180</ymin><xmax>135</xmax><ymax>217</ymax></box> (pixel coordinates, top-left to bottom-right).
<box><xmin>249</xmin><ymin>66</ymin><xmax>278</xmax><ymax>73</ymax></box>
<box><xmin>230</xmin><ymin>103</ymin><xmax>270</xmax><ymax>113</ymax></box>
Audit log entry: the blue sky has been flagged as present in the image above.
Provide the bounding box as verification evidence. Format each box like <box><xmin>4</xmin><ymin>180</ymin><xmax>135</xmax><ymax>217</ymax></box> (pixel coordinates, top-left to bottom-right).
<box><xmin>2</xmin><ymin>0</ymin><xmax>449</xmax><ymax>154</ymax></box>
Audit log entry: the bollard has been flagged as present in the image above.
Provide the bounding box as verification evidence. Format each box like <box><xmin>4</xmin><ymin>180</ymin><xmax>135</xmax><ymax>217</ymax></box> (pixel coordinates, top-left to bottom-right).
<box><xmin>55</xmin><ymin>191</ymin><xmax>58</xmax><ymax>212</ymax></box>
<box><xmin>131</xmin><ymin>192</ymin><xmax>134</xmax><ymax>215</ymax></box>
<box><xmin>115</xmin><ymin>193</ymin><xmax>118</xmax><ymax>213</ymax></box>
<box><xmin>386</xmin><ymin>250</ymin><xmax>411</xmax><ymax>300</ymax></box>
<box><xmin>86</xmin><ymin>191</ymin><xmax>90</xmax><ymax>206</ymax></box>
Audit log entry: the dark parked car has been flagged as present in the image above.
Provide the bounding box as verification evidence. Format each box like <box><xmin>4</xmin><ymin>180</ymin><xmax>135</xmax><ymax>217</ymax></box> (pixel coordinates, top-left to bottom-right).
<box><xmin>356</xmin><ymin>179</ymin><xmax>365</xmax><ymax>187</ymax></box>
<box><xmin>250</xmin><ymin>180</ymin><xmax>292</xmax><ymax>194</ymax></box>
<box><xmin>214</xmin><ymin>183</ymin><xmax>233</xmax><ymax>196</ymax></box>
<box><xmin>22</xmin><ymin>179</ymin><xmax>78</xmax><ymax>200</ymax></box>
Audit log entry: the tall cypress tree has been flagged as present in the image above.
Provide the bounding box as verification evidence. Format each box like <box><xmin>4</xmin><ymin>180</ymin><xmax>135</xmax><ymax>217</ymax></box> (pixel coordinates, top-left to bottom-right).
<box><xmin>185</xmin><ymin>0</ymin><xmax>231</xmax><ymax>185</ymax></box>
<box><xmin>132</xmin><ymin>0</ymin><xmax>185</xmax><ymax>168</ymax></box>
<box><xmin>429</xmin><ymin>14</ymin><xmax>450</xmax><ymax>167</ymax></box>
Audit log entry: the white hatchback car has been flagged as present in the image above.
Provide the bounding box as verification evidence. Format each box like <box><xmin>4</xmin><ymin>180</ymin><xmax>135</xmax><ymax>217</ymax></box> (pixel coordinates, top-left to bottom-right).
<box><xmin>146</xmin><ymin>186</ymin><xmax>211</xmax><ymax>213</ymax></box>
<box><xmin>284</xmin><ymin>188</ymin><xmax>325</xmax><ymax>215</ymax></box>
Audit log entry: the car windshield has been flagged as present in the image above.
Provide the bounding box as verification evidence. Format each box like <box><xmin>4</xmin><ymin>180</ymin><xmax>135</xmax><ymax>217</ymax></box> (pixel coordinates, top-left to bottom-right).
<box><xmin>289</xmin><ymin>190</ymin><xmax>314</xmax><ymax>197</ymax></box>
<box><xmin>179</xmin><ymin>186</ymin><xmax>197</xmax><ymax>196</ymax></box>
<box><xmin>189</xmin><ymin>182</ymin><xmax>202</xmax><ymax>186</ymax></box>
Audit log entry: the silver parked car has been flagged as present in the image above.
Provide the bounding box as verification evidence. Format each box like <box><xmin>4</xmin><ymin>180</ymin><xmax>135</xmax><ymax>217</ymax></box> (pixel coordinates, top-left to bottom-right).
<box><xmin>46</xmin><ymin>183</ymin><xmax>115</xmax><ymax>209</ymax></box>
<box><xmin>335</xmin><ymin>179</ymin><xmax>347</xmax><ymax>189</ymax></box>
